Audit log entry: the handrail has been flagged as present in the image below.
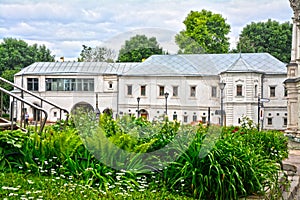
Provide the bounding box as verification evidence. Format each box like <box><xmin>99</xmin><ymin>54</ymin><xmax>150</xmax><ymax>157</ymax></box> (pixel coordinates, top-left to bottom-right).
<box><xmin>0</xmin><ymin>77</ymin><xmax>69</xmax><ymax>123</ymax></box>
<box><xmin>0</xmin><ymin>87</ymin><xmax>48</xmax><ymax>133</ymax></box>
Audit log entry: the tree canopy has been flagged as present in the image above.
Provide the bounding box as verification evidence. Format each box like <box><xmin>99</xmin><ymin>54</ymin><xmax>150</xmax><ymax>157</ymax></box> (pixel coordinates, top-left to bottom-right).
<box><xmin>175</xmin><ymin>9</ymin><xmax>231</xmax><ymax>54</ymax></box>
<box><xmin>0</xmin><ymin>38</ymin><xmax>55</xmax><ymax>74</ymax></box>
<box><xmin>235</xmin><ymin>19</ymin><xmax>292</xmax><ymax>63</ymax></box>
<box><xmin>0</xmin><ymin>38</ymin><xmax>55</xmax><ymax>110</ymax></box>
<box><xmin>118</xmin><ymin>34</ymin><xmax>164</xmax><ymax>62</ymax></box>
<box><xmin>78</xmin><ymin>45</ymin><xmax>116</xmax><ymax>62</ymax></box>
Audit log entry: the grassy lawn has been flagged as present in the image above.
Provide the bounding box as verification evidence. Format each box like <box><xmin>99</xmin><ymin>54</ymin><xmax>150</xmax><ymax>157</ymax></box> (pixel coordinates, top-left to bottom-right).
<box><xmin>0</xmin><ymin>172</ymin><xmax>194</xmax><ymax>200</ymax></box>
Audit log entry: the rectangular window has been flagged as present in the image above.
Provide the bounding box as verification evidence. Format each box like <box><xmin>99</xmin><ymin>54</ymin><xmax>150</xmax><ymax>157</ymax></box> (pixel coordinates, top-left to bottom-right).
<box><xmin>127</xmin><ymin>85</ymin><xmax>132</xmax><ymax>96</ymax></box>
<box><xmin>190</xmin><ymin>86</ymin><xmax>196</xmax><ymax>97</ymax></box>
<box><xmin>202</xmin><ymin>117</ymin><xmax>206</xmax><ymax>124</ymax></box>
<box><xmin>211</xmin><ymin>86</ymin><xmax>217</xmax><ymax>97</ymax></box>
<box><xmin>236</xmin><ymin>85</ymin><xmax>242</xmax><ymax>96</ymax></box>
<box><xmin>270</xmin><ymin>86</ymin><xmax>276</xmax><ymax>97</ymax></box>
<box><xmin>71</xmin><ymin>79</ymin><xmax>76</xmax><ymax>91</ymax></box>
<box><xmin>193</xmin><ymin>114</ymin><xmax>197</xmax><ymax>122</ymax></box>
<box><xmin>173</xmin><ymin>113</ymin><xmax>177</xmax><ymax>121</ymax></box>
<box><xmin>284</xmin><ymin>118</ymin><xmax>287</xmax><ymax>126</ymax></box>
<box><xmin>267</xmin><ymin>118</ymin><xmax>273</xmax><ymax>125</ymax></box>
<box><xmin>64</xmin><ymin>79</ymin><xmax>70</xmax><ymax>91</ymax></box>
<box><xmin>183</xmin><ymin>116</ymin><xmax>188</xmax><ymax>123</ymax></box>
<box><xmin>173</xmin><ymin>86</ymin><xmax>178</xmax><ymax>97</ymax></box>
<box><xmin>141</xmin><ymin>85</ymin><xmax>146</xmax><ymax>96</ymax></box>
<box><xmin>27</xmin><ymin>78</ymin><xmax>39</xmax><ymax>91</ymax></box>
<box><xmin>45</xmin><ymin>78</ymin><xmax>94</xmax><ymax>91</ymax></box>
<box><xmin>76</xmin><ymin>79</ymin><xmax>83</xmax><ymax>91</ymax></box>
<box><xmin>159</xmin><ymin>86</ymin><xmax>165</xmax><ymax>96</ymax></box>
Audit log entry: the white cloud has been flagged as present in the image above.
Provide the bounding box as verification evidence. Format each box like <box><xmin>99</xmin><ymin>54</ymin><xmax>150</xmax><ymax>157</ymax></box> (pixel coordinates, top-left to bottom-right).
<box><xmin>0</xmin><ymin>0</ymin><xmax>294</xmax><ymax>60</ymax></box>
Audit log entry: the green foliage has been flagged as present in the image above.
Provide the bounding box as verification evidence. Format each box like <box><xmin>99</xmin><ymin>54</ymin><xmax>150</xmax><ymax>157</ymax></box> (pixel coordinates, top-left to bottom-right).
<box><xmin>118</xmin><ymin>34</ymin><xmax>164</xmax><ymax>62</ymax></box>
<box><xmin>0</xmin><ymin>115</ymin><xmax>289</xmax><ymax>199</ymax></box>
<box><xmin>0</xmin><ymin>130</ymin><xmax>28</xmax><ymax>171</ymax></box>
<box><xmin>0</xmin><ymin>38</ymin><xmax>55</xmax><ymax>73</ymax></box>
<box><xmin>175</xmin><ymin>9</ymin><xmax>231</xmax><ymax>54</ymax></box>
<box><xmin>0</xmin><ymin>38</ymin><xmax>55</xmax><ymax>109</ymax></box>
<box><xmin>234</xmin><ymin>19</ymin><xmax>292</xmax><ymax>63</ymax></box>
<box><xmin>78</xmin><ymin>45</ymin><xmax>116</xmax><ymax>62</ymax></box>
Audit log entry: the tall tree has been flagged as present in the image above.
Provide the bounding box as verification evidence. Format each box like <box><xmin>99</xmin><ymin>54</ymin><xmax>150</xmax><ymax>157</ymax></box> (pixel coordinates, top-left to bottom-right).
<box><xmin>78</xmin><ymin>45</ymin><xmax>116</xmax><ymax>62</ymax></box>
<box><xmin>0</xmin><ymin>38</ymin><xmax>55</xmax><ymax>110</ymax></box>
<box><xmin>0</xmin><ymin>38</ymin><xmax>55</xmax><ymax>73</ymax></box>
<box><xmin>118</xmin><ymin>35</ymin><xmax>164</xmax><ymax>62</ymax></box>
<box><xmin>175</xmin><ymin>10</ymin><xmax>231</xmax><ymax>54</ymax></box>
<box><xmin>235</xmin><ymin>19</ymin><xmax>292</xmax><ymax>63</ymax></box>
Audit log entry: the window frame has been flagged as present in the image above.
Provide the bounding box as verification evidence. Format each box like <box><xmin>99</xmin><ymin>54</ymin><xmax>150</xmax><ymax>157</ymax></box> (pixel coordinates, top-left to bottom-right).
<box><xmin>190</xmin><ymin>86</ymin><xmax>196</xmax><ymax>97</ymax></box>
<box><xmin>173</xmin><ymin>86</ymin><xmax>178</xmax><ymax>97</ymax></box>
<box><xmin>236</xmin><ymin>85</ymin><xmax>243</xmax><ymax>96</ymax></box>
<box><xmin>159</xmin><ymin>86</ymin><xmax>165</xmax><ymax>96</ymax></box>
<box><xmin>211</xmin><ymin>86</ymin><xmax>217</xmax><ymax>98</ymax></box>
<box><xmin>127</xmin><ymin>85</ymin><xmax>132</xmax><ymax>96</ymax></box>
<box><xmin>270</xmin><ymin>86</ymin><xmax>276</xmax><ymax>97</ymax></box>
<box><xmin>141</xmin><ymin>85</ymin><xmax>146</xmax><ymax>96</ymax></box>
<box><xmin>27</xmin><ymin>78</ymin><xmax>39</xmax><ymax>91</ymax></box>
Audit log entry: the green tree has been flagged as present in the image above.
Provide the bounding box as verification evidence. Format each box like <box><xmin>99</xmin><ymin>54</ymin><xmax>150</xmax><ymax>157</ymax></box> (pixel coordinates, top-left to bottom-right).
<box><xmin>118</xmin><ymin>35</ymin><xmax>164</xmax><ymax>62</ymax></box>
<box><xmin>78</xmin><ymin>45</ymin><xmax>116</xmax><ymax>62</ymax></box>
<box><xmin>0</xmin><ymin>38</ymin><xmax>55</xmax><ymax>73</ymax></box>
<box><xmin>175</xmin><ymin>10</ymin><xmax>231</xmax><ymax>54</ymax></box>
<box><xmin>235</xmin><ymin>19</ymin><xmax>292</xmax><ymax>63</ymax></box>
<box><xmin>0</xmin><ymin>38</ymin><xmax>55</xmax><ymax>110</ymax></box>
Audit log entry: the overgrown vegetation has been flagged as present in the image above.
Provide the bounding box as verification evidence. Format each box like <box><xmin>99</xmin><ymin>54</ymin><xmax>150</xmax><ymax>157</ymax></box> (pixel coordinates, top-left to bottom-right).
<box><xmin>0</xmin><ymin>114</ymin><xmax>288</xmax><ymax>199</ymax></box>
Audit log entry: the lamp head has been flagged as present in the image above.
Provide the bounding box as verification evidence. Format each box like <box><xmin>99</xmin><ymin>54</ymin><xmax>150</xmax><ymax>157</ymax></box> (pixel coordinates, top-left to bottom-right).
<box><xmin>164</xmin><ymin>92</ymin><xmax>169</xmax><ymax>98</ymax></box>
<box><xmin>219</xmin><ymin>82</ymin><xmax>226</xmax><ymax>90</ymax></box>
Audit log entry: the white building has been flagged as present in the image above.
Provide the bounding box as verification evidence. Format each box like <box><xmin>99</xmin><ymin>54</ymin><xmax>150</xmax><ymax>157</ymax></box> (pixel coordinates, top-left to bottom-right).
<box><xmin>14</xmin><ymin>53</ymin><xmax>287</xmax><ymax>130</ymax></box>
<box><xmin>285</xmin><ymin>0</ymin><xmax>300</xmax><ymax>134</ymax></box>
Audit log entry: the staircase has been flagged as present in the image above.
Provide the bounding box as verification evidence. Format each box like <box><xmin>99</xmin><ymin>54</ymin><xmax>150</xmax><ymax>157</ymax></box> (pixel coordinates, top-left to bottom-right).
<box><xmin>0</xmin><ymin>77</ymin><xmax>69</xmax><ymax>133</ymax></box>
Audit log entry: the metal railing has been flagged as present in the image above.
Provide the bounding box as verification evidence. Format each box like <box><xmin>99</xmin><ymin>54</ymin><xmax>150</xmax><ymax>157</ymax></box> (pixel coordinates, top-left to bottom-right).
<box><xmin>0</xmin><ymin>87</ymin><xmax>47</xmax><ymax>133</ymax></box>
<box><xmin>0</xmin><ymin>77</ymin><xmax>69</xmax><ymax>128</ymax></box>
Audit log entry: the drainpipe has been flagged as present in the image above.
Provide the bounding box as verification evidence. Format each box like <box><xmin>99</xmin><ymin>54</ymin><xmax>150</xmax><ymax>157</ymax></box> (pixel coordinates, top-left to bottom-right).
<box><xmin>260</xmin><ymin>74</ymin><xmax>265</xmax><ymax>130</ymax></box>
<box><xmin>116</xmin><ymin>75</ymin><xmax>120</xmax><ymax>119</ymax></box>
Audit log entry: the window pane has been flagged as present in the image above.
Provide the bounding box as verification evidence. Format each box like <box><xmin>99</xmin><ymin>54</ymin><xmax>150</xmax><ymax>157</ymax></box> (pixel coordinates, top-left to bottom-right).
<box><xmin>190</xmin><ymin>86</ymin><xmax>196</xmax><ymax>97</ymax></box>
<box><xmin>202</xmin><ymin>117</ymin><xmax>206</xmax><ymax>123</ymax></box>
<box><xmin>270</xmin><ymin>86</ymin><xmax>276</xmax><ymax>97</ymax></box>
<box><xmin>77</xmin><ymin>79</ymin><xmax>82</xmax><ymax>91</ymax></box>
<box><xmin>141</xmin><ymin>86</ymin><xmax>146</xmax><ymax>96</ymax></box>
<box><xmin>159</xmin><ymin>86</ymin><xmax>164</xmax><ymax>96</ymax></box>
<box><xmin>284</xmin><ymin>118</ymin><xmax>287</xmax><ymax>126</ymax></box>
<box><xmin>183</xmin><ymin>116</ymin><xmax>188</xmax><ymax>123</ymax></box>
<box><xmin>193</xmin><ymin>114</ymin><xmax>197</xmax><ymax>122</ymax></box>
<box><xmin>27</xmin><ymin>78</ymin><xmax>39</xmax><ymax>91</ymax></box>
<box><xmin>173</xmin><ymin>86</ymin><xmax>178</xmax><ymax>97</ymax></box>
<box><xmin>64</xmin><ymin>79</ymin><xmax>70</xmax><ymax>91</ymax></box>
<box><xmin>267</xmin><ymin>118</ymin><xmax>272</xmax><ymax>125</ymax></box>
<box><xmin>46</xmin><ymin>79</ymin><xmax>52</xmax><ymax>91</ymax></box>
<box><xmin>127</xmin><ymin>85</ymin><xmax>132</xmax><ymax>95</ymax></box>
<box><xmin>236</xmin><ymin>85</ymin><xmax>242</xmax><ymax>96</ymax></box>
<box><xmin>211</xmin><ymin>86</ymin><xmax>217</xmax><ymax>97</ymax></box>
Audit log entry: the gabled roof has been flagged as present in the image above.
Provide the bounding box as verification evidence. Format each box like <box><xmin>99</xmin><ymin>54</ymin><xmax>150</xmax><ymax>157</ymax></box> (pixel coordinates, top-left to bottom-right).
<box><xmin>123</xmin><ymin>53</ymin><xmax>286</xmax><ymax>76</ymax></box>
<box><xmin>15</xmin><ymin>62</ymin><xmax>138</xmax><ymax>76</ymax></box>
<box><xmin>15</xmin><ymin>53</ymin><xmax>286</xmax><ymax>77</ymax></box>
<box><xmin>224</xmin><ymin>55</ymin><xmax>256</xmax><ymax>73</ymax></box>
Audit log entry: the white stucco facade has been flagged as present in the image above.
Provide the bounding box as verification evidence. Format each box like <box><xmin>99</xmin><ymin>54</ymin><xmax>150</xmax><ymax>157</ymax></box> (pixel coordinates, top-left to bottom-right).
<box><xmin>13</xmin><ymin>53</ymin><xmax>287</xmax><ymax>130</ymax></box>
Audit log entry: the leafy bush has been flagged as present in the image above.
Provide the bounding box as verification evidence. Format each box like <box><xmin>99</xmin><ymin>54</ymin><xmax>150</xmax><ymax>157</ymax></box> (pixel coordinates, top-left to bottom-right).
<box><xmin>0</xmin><ymin>114</ymin><xmax>289</xmax><ymax>199</ymax></box>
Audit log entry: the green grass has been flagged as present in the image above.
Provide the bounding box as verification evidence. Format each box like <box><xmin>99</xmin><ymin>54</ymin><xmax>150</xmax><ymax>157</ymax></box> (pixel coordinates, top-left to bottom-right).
<box><xmin>0</xmin><ymin>172</ymin><xmax>194</xmax><ymax>200</ymax></box>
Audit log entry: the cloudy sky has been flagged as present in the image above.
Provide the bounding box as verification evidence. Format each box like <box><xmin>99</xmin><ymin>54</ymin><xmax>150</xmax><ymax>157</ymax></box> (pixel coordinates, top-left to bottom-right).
<box><xmin>0</xmin><ymin>0</ymin><xmax>294</xmax><ymax>61</ymax></box>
